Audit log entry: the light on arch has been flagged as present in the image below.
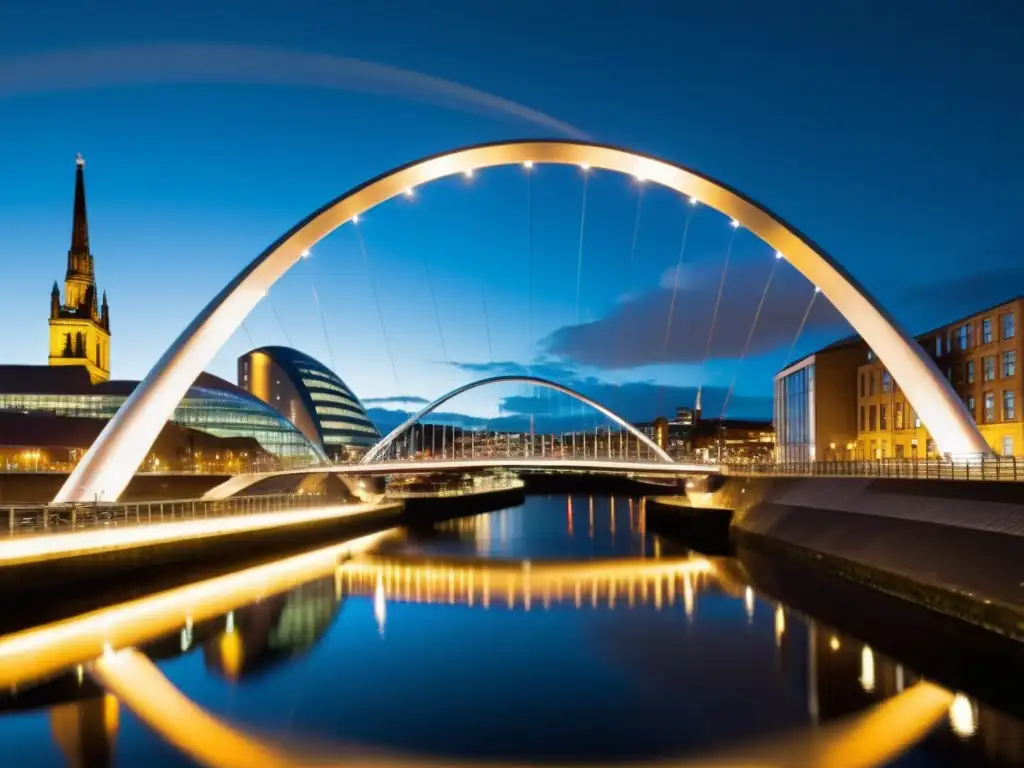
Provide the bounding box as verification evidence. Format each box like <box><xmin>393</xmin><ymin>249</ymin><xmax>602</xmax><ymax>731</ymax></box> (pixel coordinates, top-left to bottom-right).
<box><xmin>351</xmin><ymin>213</ymin><xmax>360</xmax><ymax>224</ymax></box>
<box><xmin>300</xmin><ymin>249</ymin><xmax>311</xmax><ymax>259</ymax></box>
<box><xmin>523</xmin><ymin>160</ymin><xmax>534</xmax><ymax>169</ymax></box>
<box><xmin>775</xmin><ymin>251</ymin><xmax>785</xmax><ymax>260</ymax></box>
<box><xmin>579</xmin><ymin>162</ymin><xmax>590</xmax><ymax>172</ymax></box>
<box><xmin>688</xmin><ymin>196</ymin><xmax>699</xmax><ymax>206</ymax></box>
<box><xmin>464</xmin><ymin>168</ymin><xmax>474</xmax><ymax>179</ymax></box>
<box><xmin>404</xmin><ymin>187</ymin><xmax>415</xmax><ymax>198</ymax></box>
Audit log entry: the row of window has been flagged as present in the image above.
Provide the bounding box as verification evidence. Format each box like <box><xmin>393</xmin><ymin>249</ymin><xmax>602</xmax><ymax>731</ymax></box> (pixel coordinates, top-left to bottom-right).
<box><xmin>960</xmin><ymin>351</ymin><xmax>1015</xmax><ymax>383</ymax></box>
<box><xmin>966</xmin><ymin>391</ymin><xmax>1016</xmax><ymax>423</ymax></box>
<box><xmin>318</xmin><ymin>420</ymin><xmax>379</xmax><ymax>435</ymax></box>
<box><xmin>302</xmin><ymin>380</ymin><xmax>364</xmax><ymax>408</ymax></box>
<box><xmin>313</xmin><ymin>404</ymin><xmax>376</xmax><ymax>424</ymax></box>
<box><xmin>935</xmin><ymin>311</ymin><xmax>1015</xmax><ymax>356</ymax></box>
<box><xmin>859</xmin><ymin>390</ymin><xmax>1018</xmax><ymax>432</ymax></box>
<box><xmin>860</xmin><ymin>350</ymin><xmax>1019</xmax><ymax>399</ymax></box>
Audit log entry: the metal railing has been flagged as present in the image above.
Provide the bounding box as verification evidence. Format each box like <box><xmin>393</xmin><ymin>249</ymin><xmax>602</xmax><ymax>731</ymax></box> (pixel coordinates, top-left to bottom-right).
<box><xmin>729</xmin><ymin>457</ymin><xmax>1024</xmax><ymax>482</ymax></box>
<box><xmin>0</xmin><ymin>492</ymin><xmax>341</xmax><ymax>539</ymax></box>
<box><xmin>387</xmin><ymin>475</ymin><xmax>526</xmax><ymax>499</ymax></box>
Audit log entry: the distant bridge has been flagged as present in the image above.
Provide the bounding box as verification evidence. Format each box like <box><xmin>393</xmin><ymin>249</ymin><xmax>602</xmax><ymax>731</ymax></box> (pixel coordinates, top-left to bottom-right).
<box><xmin>201</xmin><ymin>456</ymin><xmax>720</xmax><ymax>499</ymax></box>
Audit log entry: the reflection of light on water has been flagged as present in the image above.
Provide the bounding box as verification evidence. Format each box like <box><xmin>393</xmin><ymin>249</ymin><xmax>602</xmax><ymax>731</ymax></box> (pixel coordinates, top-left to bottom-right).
<box><xmin>774</xmin><ymin>605</ymin><xmax>785</xmax><ymax>646</ymax></box>
<box><xmin>860</xmin><ymin>645</ymin><xmax>876</xmax><ymax>692</ymax></box>
<box><xmin>374</xmin><ymin>574</ymin><xmax>387</xmax><ymax>637</ymax></box>
<box><xmin>744</xmin><ymin>586</ymin><xmax>754</xmax><ymax>622</ymax></box>
<box><xmin>225</xmin><ymin>612</ymin><xmax>235</xmax><ymax>634</ymax></box>
<box><xmin>949</xmin><ymin>693</ymin><xmax>977</xmax><ymax>738</ymax></box>
<box><xmin>895</xmin><ymin>664</ymin><xmax>904</xmax><ymax>692</ymax></box>
<box><xmin>683</xmin><ymin>573</ymin><xmax>694</xmax><ymax>620</ymax></box>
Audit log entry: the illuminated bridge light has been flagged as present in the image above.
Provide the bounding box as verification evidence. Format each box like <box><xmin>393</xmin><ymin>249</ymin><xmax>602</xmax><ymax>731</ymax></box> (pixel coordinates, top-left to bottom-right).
<box><xmin>860</xmin><ymin>645</ymin><xmax>876</xmax><ymax>693</ymax></box>
<box><xmin>744</xmin><ymin>586</ymin><xmax>754</xmax><ymax>621</ymax></box>
<box><xmin>774</xmin><ymin>605</ymin><xmax>786</xmax><ymax>645</ymax></box>
<box><xmin>523</xmin><ymin>160</ymin><xmax>533</xmax><ymax>169</ymax></box>
<box><xmin>949</xmin><ymin>693</ymin><xmax>977</xmax><ymax>738</ymax></box>
<box><xmin>403</xmin><ymin>186</ymin><xmax>415</xmax><ymax>198</ymax></box>
<box><xmin>729</xmin><ymin>218</ymin><xmax>740</xmax><ymax>229</ymax></box>
<box><xmin>830</xmin><ymin>635</ymin><xmax>841</xmax><ymax>652</ymax></box>
<box><xmin>688</xmin><ymin>195</ymin><xmax>699</xmax><ymax>206</ymax></box>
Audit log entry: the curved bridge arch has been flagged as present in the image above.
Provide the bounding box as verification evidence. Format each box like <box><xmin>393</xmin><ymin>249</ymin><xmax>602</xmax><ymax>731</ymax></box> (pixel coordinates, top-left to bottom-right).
<box><xmin>362</xmin><ymin>374</ymin><xmax>673</xmax><ymax>464</ymax></box>
<box><xmin>55</xmin><ymin>140</ymin><xmax>987</xmax><ymax>502</ymax></box>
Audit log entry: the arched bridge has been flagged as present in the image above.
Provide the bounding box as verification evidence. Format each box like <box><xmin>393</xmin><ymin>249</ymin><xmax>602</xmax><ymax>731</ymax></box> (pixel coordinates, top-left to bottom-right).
<box><xmin>54</xmin><ymin>140</ymin><xmax>987</xmax><ymax>502</ymax></box>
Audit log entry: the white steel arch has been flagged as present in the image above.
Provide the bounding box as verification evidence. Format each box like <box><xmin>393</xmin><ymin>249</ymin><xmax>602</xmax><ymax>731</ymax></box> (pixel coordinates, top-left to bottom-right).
<box><xmin>362</xmin><ymin>374</ymin><xmax>673</xmax><ymax>464</ymax></box>
<box><xmin>55</xmin><ymin>140</ymin><xmax>987</xmax><ymax>502</ymax></box>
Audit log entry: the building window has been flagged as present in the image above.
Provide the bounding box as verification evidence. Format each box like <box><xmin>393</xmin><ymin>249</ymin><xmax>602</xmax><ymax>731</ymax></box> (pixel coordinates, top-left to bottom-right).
<box><xmin>1004</xmin><ymin>390</ymin><xmax>1016</xmax><ymax>420</ymax></box>
<box><xmin>895</xmin><ymin>444</ymin><xmax>905</xmax><ymax>458</ymax></box>
<box><xmin>1004</xmin><ymin>350</ymin><xmax>1016</xmax><ymax>378</ymax></box>
<box><xmin>983</xmin><ymin>317</ymin><xmax>993</xmax><ymax>344</ymax></box>
<box><xmin>926</xmin><ymin>438</ymin><xmax>936</xmax><ymax>456</ymax></box>
<box><xmin>859</xmin><ymin>373</ymin><xmax>865</xmax><ymax>397</ymax></box>
<box><xmin>867</xmin><ymin>350</ymin><xmax>874</xmax><ymax>361</ymax></box>
<box><xmin>881</xmin><ymin>371</ymin><xmax>891</xmax><ymax>392</ymax></box>
<box><xmin>984</xmin><ymin>392</ymin><xmax>995</xmax><ymax>423</ymax></box>
<box><xmin>1003</xmin><ymin>436</ymin><xmax>1014</xmax><ymax>457</ymax></box>
<box><xmin>915</xmin><ymin>415</ymin><xmax>921</xmax><ymax>429</ymax></box>
<box><xmin>895</xmin><ymin>401</ymin><xmax>904</xmax><ymax>429</ymax></box>
<box><xmin>869</xmin><ymin>374</ymin><xmax>876</xmax><ymax>396</ymax></box>
<box><xmin>859</xmin><ymin>405</ymin><xmax>865</xmax><ymax>431</ymax></box>
<box><xmin>984</xmin><ymin>356</ymin><xmax>996</xmax><ymax>382</ymax></box>
<box><xmin>966</xmin><ymin>360</ymin><xmax>975</xmax><ymax>384</ymax></box>
<box><xmin>967</xmin><ymin>395</ymin><xmax>976</xmax><ymax>419</ymax></box>
<box><xmin>1004</xmin><ymin>312</ymin><xmax>1015</xmax><ymax>340</ymax></box>
<box><xmin>935</xmin><ymin>336</ymin><xmax>942</xmax><ymax>357</ymax></box>
<box><xmin>957</xmin><ymin>324</ymin><xmax>970</xmax><ymax>351</ymax></box>
<box><xmin>869</xmin><ymin>405</ymin><xmax>877</xmax><ymax>431</ymax></box>
<box><xmin>880</xmin><ymin>404</ymin><xmax>888</xmax><ymax>430</ymax></box>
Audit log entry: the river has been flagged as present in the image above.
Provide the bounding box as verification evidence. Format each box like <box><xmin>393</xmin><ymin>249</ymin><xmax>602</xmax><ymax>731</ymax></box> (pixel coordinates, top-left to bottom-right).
<box><xmin>0</xmin><ymin>493</ymin><xmax>1020</xmax><ymax>766</ymax></box>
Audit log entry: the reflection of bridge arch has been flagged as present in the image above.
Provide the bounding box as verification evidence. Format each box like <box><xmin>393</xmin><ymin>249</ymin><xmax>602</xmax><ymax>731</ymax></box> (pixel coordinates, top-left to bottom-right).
<box><xmin>362</xmin><ymin>374</ymin><xmax>673</xmax><ymax>464</ymax></box>
<box><xmin>56</xmin><ymin>140</ymin><xmax>987</xmax><ymax>502</ymax></box>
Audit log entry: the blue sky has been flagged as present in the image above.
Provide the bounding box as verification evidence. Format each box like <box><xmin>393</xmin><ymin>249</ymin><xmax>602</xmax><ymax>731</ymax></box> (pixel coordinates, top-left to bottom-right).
<box><xmin>1</xmin><ymin>0</ymin><xmax>1022</xmax><ymax>429</ymax></box>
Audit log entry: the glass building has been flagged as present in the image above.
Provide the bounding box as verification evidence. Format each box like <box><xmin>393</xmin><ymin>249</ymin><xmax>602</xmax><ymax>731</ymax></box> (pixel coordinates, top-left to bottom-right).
<box><xmin>775</xmin><ymin>360</ymin><xmax>815</xmax><ymax>462</ymax></box>
<box><xmin>0</xmin><ymin>365</ymin><xmax>323</xmax><ymax>463</ymax></box>
<box><xmin>237</xmin><ymin>346</ymin><xmax>381</xmax><ymax>461</ymax></box>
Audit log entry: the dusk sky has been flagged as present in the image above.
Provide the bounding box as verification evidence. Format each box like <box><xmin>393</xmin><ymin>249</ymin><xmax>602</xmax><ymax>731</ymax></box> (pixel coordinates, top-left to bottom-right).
<box><xmin>1</xmin><ymin>0</ymin><xmax>1022</xmax><ymax>431</ymax></box>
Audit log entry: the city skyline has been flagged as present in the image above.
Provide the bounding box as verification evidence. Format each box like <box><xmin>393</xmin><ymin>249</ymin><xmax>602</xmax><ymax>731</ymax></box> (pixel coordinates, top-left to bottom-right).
<box><xmin>1</xmin><ymin>0</ymin><xmax>1022</xmax><ymax>428</ymax></box>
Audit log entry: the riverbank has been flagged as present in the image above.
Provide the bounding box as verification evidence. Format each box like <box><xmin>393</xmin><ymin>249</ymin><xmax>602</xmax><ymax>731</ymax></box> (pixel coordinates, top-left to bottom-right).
<box><xmin>647</xmin><ymin>476</ymin><xmax>1024</xmax><ymax>641</ymax></box>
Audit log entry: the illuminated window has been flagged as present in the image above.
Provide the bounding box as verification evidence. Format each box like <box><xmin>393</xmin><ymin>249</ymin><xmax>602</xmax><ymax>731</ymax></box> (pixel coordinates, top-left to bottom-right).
<box><xmin>1003</xmin><ymin>351</ymin><xmax>1016</xmax><ymax>378</ymax></box>
<box><xmin>895</xmin><ymin>401</ymin><xmax>904</xmax><ymax>429</ymax></box>
<box><xmin>1003</xmin><ymin>390</ymin><xmax>1015</xmax><ymax>421</ymax></box>
<box><xmin>966</xmin><ymin>395</ymin><xmax>976</xmax><ymax>419</ymax></box>
<box><xmin>1003</xmin><ymin>312</ymin><xmax>1015</xmax><ymax>340</ymax></box>
<box><xmin>881</xmin><ymin>371</ymin><xmax>891</xmax><ymax>392</ymax></box>
<box><xmin>984</xmin><ymin>392</ymin><xmax>995</xmax><ymax>423</ymax></box>
<box><xmin>958</xmin><ymin>324</ymin><xmax>970</xmax><ymax>351</ymax></box>
<box><xmin>982</xmin><ymin>318</ymin><xmax>993</xmax><ymax>344</ymax></box>
<box><xmin>966</xmin><ymin>360</ymin><xmax>975</xmax><ymax>383</ymax></box>
<box><xmin>869</xmin><ymin>405</ymin><xmax>877</xmax><ymax>431</ymax></box>
<box><xmin>984</xmin><ymin>356</ymin><xmax>996</xmax><ymax>382</ymax></box>
<box><xmin>880</xmin><ymin>404</ymin><xmax>888</xmax><ymax>430</ymax></box>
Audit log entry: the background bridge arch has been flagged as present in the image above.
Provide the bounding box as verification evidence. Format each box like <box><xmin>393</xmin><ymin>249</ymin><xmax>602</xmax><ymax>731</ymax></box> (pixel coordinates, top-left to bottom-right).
<box><xmin>55</xmin><ymin>140</ymin><xmax>987</xmax><ymax>502</ymax></box>
<box><xmin>362</xmin><ymin>374</ymin><xmax>674</xmax><ymax>464</ymax></box>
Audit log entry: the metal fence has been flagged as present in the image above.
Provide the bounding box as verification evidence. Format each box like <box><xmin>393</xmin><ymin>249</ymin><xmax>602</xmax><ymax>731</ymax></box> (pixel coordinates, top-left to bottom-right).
<box><xmin>728</xmin><ymin>458</ymin><xmax>1024</xmax><ymax>482</ymax></box>
<box><xmin>387</xmin><ymin>475</ymin><xmax>526</xmax><ymax>499</ymax></box>
<box><xmin>0</xmin><ymin>492</ymin><xmax>339</xmax><ymax>539</ymax></box>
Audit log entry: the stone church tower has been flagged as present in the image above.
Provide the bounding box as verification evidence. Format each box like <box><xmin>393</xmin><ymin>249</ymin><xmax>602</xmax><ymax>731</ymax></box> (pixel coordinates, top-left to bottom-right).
<box><xmin>48</xmin><ymin>154</ymin><xmax>110</xmax><ymax>383</ymax></box>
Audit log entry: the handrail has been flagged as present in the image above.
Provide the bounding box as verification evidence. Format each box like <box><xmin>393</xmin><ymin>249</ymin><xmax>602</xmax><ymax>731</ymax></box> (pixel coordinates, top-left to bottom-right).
<box><xmin>0</xmin><ymin>492</ymin><xmax>339</xmax><ymax>539</ymax></box>
<box><xmin>727</xmin><ymin>457</ymin><xmax>1023</xmax><ymax>482</ymax></box>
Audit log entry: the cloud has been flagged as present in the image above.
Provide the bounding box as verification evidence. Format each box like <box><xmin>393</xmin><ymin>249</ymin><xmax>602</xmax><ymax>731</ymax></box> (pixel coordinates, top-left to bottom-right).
<box><xmin>362</xmin><ymin>395</ymin><xmax>430</xmax><ymax>405</ymax></box>
<box><xmin>0</xmin><ymin>43</ymin><xmax>588</xmax><ymax>140</ymax></box>
<box><xmin>543</xmin><ymin>257</ymin><xmax>848</xmax><ymax>369</ymax></box>
<box><xmin>446</xmin><ymin>359</ymin><xmax>580</xmax><ymax>381</ymax></box>
<box><xmin>897</xmin><ymin>264</ymin><xmax>1024</xmax><ymax>333</ymax></box>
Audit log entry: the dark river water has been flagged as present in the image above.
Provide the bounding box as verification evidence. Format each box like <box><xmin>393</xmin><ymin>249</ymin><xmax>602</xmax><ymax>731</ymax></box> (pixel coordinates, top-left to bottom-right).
<box><xmin>1</xmin><ymin>493</ymin><xmax>1021</xmax><ymax>766</ymax></box>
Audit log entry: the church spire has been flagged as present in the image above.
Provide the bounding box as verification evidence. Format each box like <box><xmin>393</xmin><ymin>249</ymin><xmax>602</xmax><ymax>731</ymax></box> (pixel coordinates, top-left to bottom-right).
<box><xmin>67</xmin><ymin>153</ymin><xmax>91</xmax><ymax>278</ymax></box>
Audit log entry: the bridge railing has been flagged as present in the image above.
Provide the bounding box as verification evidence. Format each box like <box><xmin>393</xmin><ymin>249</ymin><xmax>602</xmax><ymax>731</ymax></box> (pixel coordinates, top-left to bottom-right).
<box><xmin>0</xmin><ymin>492</ymin><xmax>340</xmax><ymax>539</ymax></box>
<box><xmin>728</xmin><ymin>457</ymin><xmax>1024</xmax><ymax>482</ymax></box>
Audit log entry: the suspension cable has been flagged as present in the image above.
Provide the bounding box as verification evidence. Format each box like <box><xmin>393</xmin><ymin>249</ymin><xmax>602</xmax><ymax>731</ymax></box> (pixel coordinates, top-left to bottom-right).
<box><xmin>240</xmin><ymin>320</ymin><xmax>255</xmax><ymax>349</ymax></box>
<box><xmin>355</xmin><ymin>224</ymin><xmax>398</xmax><ymax>385</ymax></box>
<box><xmin>615</xmin><ymin>184</ymin><xmax>646</xmax><ymax>365</ymax></box>
<box><xmin>719</xmin><ymin>255</ymin><xmax>780</xmax><ymax>420</ymax></box>
<box><xmin>526</xmin><ymin>168</ymin><xmax>534</xmax><ymax>370</ymax></box>
<box><xmin>574</xmin><ymin>169</ymin><xmax>590</xmax><ymax>325</ymax></box>
<box><xmin>701</xmin><ymin>224</ymin><xmax>740</xmax><ymax>368</ymax></box>
<box><xmin>267</xmin><ymin>292</ymin><xmax>293</xmax><ymax>348</ymax></box>
<box><xmin>480</xmin><ymin>275</ymin><xmax>493</xmax><ymax>362</ymax></box>
<box><xmin>423</xmin><ymin>258</ymin><xmax>448</xmax><ymax>363</ymax></box>
<box><xmin>309</xmin><ymin>282</ymin><xmax>336</xmax><ymax>373</ymax></box>
<box><xmin>663</xmin><ymin>203</ymin><xmax>697</xmax><ymax>349</ymax></box>
<box><xmin>782</xmin><ymin>286</ymin><xmax>820</xmax><ymax>369</ymax></box>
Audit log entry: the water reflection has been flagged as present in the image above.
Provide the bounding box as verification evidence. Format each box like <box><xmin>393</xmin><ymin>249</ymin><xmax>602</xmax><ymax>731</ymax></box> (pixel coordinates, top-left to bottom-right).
<box><xmin>0</xmin><ymin>495</ymin><xmax>1022</xmax><ymax>767</ymax></box>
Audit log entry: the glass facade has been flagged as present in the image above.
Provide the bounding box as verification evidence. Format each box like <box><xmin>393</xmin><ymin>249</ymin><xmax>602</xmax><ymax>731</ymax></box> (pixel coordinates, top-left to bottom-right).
<box><xmin>774</xmin><ymin>361</ymin><xmax>815</xmax><ymax>462</ymax></box>
<box><xmin>0</xmin><ymin>384</ymin><xmax>322</xmax><ymax>461</ymax></box>
<box><xmin>238</xmin><ymin>347</ymin><xmax>381</xmax><ymax>459</ymax></box>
